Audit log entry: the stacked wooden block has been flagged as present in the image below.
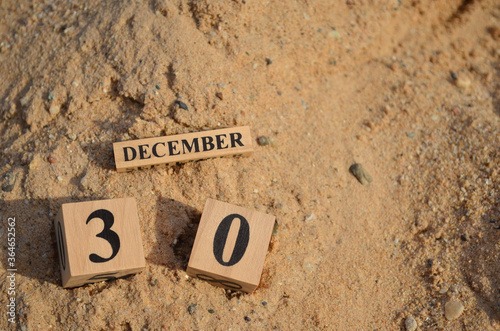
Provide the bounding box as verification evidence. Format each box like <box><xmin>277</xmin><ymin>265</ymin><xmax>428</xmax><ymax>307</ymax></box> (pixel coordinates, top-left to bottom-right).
<box><xmin>54</xmin><ymin>126</ymin><xmax>276</xmax><ymax>293</ymax></box>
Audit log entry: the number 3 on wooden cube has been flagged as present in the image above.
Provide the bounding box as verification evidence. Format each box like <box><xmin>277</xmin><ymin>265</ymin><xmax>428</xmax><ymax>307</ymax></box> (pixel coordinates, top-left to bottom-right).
<box><xmin>54</xmin><ymin>198</ymin><xmax>146</xmax><ymax>288</ymax></box>
<box><xmin>187</xmin><ymin>199</ymin><xmax>276</xmax><ymax>293</ymax></box>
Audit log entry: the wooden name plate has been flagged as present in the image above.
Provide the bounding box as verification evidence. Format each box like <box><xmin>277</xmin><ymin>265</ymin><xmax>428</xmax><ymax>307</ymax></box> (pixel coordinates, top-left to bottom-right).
<box><xmin>54</xmin><ymin>198</ymin><xmax>146</xmax><ymax>288</ymax></box>
<box><xmin>113</xmin><ymin>126</ymin><xmax>254</xmax><ymax>172</ymax></box>
<box><xmin>187</xmin><ymin>199</ymin><xmax>275</xmax><ymax>293</ymax></box>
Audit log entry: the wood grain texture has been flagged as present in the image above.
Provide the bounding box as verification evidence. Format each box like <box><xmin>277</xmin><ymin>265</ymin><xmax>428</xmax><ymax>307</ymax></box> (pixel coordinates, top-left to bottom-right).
<box><xmin>54</xmin><ymin>198</ymin><xmax>145</xmax><ymax>288</ymax></box>
<box><xmin>113</xmin><ymin>126</ymin><xmax>254</xmax><ymax>172</ymax></box>
<box><xmin>187</xmin><ymin>199</ymin><xmax>275</xmax><ymax>293</ymax></box>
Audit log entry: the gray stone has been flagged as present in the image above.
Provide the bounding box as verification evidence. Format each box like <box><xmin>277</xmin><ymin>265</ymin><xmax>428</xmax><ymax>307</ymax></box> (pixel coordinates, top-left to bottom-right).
<box><xmin>188</xmin><ymin>303</ymin><xmax>198</xmax><ymax>315</ymax></box>
<box><xmin>405</xmin><ymin>316</ymin><xmax>417</xmax><ymax>331</ymax></box>
<box><xmin>349</xmin><ymin>163</ymin><xmax>373</xmax><ymax>185</ymax></box>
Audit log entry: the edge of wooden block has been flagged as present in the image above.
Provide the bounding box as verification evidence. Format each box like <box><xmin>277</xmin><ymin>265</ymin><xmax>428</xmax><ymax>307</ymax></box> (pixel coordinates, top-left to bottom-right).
<box><xmin>186</xmin><ymin>266</ymin><xmax>258</xmax><ymax>293</ymax></box>
<box><xmin>55</xmin><ymin>206</ymin><xmax>71</xmax><ymax>288</ymax></box>
<box><xmin>62</xmin><ymin>266</ymin><xmax>146</xmax><ymax>288</ymax></box>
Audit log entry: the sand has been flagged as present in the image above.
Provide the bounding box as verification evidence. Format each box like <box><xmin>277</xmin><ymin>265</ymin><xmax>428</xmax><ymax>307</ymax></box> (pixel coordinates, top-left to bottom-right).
<box><xmin>0</xmin><ymin>0</ymin><xmax>499</xmax><ymax>329</ymax></box>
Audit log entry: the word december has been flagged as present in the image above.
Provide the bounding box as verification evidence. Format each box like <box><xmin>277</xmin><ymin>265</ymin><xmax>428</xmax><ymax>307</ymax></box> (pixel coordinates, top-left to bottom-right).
<box><xmin>124</xmin><ymin>132</ymin><xmax>243</xmax><ymax>161</ymax></box>
<box><xmin>113</xmin><ymin>126</ymin><xmax>253</xmax><ymax>172</ymax></box>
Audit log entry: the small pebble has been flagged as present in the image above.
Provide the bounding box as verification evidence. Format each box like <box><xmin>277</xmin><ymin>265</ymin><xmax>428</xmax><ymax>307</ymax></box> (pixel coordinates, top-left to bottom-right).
<box><xmin>48</xmin><ymin>155</ymin><xmax>57</xmax><ymax>163</ymax></box>
<box><xmin>216</xmin><ymin>92</ymin><xmax>223</xmax><ymax>100</ymax></box>
<box><xmin>262</xmin><ymin>301</ymin><xmax>268</xmax><ymax>306</ymax></box>
<box><xmin>439</xmin><ymin>285</ymin><xmax>449</xmax><ymax>294</ymax></box>
<box><xmin>405</xmin><ymin>316</ymin><xmax>417</xmax><ymax>331</ymax></box>
<box><xmin>208</xmin><ymin>309</ymin><xmax>215</xmax><ymax>314</ymax></box>
<box><xmin>47</xmin><ymin>94</ymin><xmax>55</xmax><ymax>101</ymax></box>
<box><xmin>304</xmin><ymin>214</ymin><xmax>315</xmax><ymax>223</ymax></box>
<box><xmin>175</xmin><ymin>100</ymin><xmax>189</xmax><ymax>111</ymax></box>
<box><xmin>155</xmin><ymin>84</ymin><xmax>161</xmax><ymax>90</ymax></box>
<box><xmin>349</xmin><ymin>163</ymin><xmax>373</xmax><ymax>185</ymax></box>
<box><xmin>80</xmin><ymin>175</ymin><xmax>87</xmax><ymax>186</ymax></box>
<box><xmin>57</xmin><ymin>176</ymin><xmax>63</xmax><ymax>182</ymax></box>
<box><xmin>406</xmin><ymin>132</ymin><xmax>415</xmax><ymax>138</ymax></box>
<box><xmin>188</xmin><ymin>303</ymin><xmax>198</xmax><ymax>315</ymax></box>
<box><xmin>49</xmin><ymin>104</ymin><xmax>60</xmax><ymax>115</ymax></box>
<box><xmin>301</xmin><ymin>100</ymin><xmax>307</xmax><ymax>109</ymax></box>
<box><xmin>265</xmin><ymin>57</ymin><xmax>273</xmax><ymax>65</ymax></box>
<box><xmin>20</xmin><ymin>96</ymin><xmax>30</xmax><ymax>106</ymax></box>
<box><xmin>244</xmin><ymin>316</ymin><xmax>251</xmax><ymax>322</ymax></box>
<box><xmin>29</xmin><ymin>158</ymin><xmax>39</xmax><ymax>170</ymax></box>
<box><xmin>445</xmin><ymin>300</ymin><xmax>464</xmax><ymax>321</ymax></box>
<box><xmin>450</xmin><ymin>71</ymin><xmax>458</xmax><ymax>80</ymax></box>
<box><xmin>455</xmin><ymin>76</ymin><xmax>471</xmax><ymax>89</ymax></box>
<box><xmin>1</xmin><ymin>173</ymin><xmax>17</xmax><ymax>192</ymax></box>
<box><xmin>257</xmin><ymin>136</ymin><xmax>270</xmax><ymax>146</ymax></box>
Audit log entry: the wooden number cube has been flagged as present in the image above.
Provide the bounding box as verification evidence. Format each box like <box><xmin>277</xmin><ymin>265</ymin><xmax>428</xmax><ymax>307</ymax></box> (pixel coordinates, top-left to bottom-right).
<box><xmin>187</xmin><ymin>199</ymin><xmax>275</xmax><ymax>293</ymax></box>
<box><xmin>54</xmin><ymin>198</ymin><xmax>145</xmax><ymax>288</ymax></box>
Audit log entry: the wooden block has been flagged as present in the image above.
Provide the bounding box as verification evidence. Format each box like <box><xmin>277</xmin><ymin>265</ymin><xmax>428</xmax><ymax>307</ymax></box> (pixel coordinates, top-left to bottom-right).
<box><xmin>113</xmin><ymin>126</ymin><xmax>254</xmax><ymax>172</ymax></box>
<box><xmin>187</xmin><ymin>199</ymin><xmax>275</xmax><ymax>293</ymax></box>
<box><xmin>54</xmin><ymin>198</ymin><xmax>145</xmax><ymax>288</ymax></box>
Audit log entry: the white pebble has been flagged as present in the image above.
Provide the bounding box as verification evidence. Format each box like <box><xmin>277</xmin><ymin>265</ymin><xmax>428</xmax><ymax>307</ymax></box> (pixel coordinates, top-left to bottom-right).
<box><xmin>304</xmin><ymin>214</ymin><xmax>315</xmax><ymax>223</ymax></box>
<box><xmin>445</xmin><ymin>300</ymin><xmax>464</xmax><ymax>321</ymax></box>
<box><xmin>405</xmin><ymin>316</ymin><xmax>417</xmax><ymax>331</ymax></box>
<box><xmin>20</xmin><ymin>96</ymin><xmax>30</xmax><ymax>106</ymax></box>
<box><xmin>49</xmin><ymin>104</ymin><xmax>60</xmax><ymax>115</ymax></box>
<box><xmin>439</xmin><ymin>286</ymin><xmax>449</xmax><ymax>294</ymax></box>
<box><xmin>455</xmin><ymin>76</ymin><xmax>471</xmax><ymax>89</ymax></box>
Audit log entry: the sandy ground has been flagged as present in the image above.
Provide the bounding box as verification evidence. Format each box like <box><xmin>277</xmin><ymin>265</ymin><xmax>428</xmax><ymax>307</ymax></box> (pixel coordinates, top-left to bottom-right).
<box><xmin>0</xmin><ymin>0</ymin><xmax>499</xmax><ymax>329</ymax></box>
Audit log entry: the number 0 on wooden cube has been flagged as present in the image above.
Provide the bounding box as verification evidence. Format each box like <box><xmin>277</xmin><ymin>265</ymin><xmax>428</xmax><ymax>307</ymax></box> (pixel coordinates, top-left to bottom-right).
<box><xmin>187</xmin><ymin>199</ymin><xmax>275</xmax><ymax>293</ymax></box>
<box><xmin>54</xmin><ymin>198</ymin><xmax>146</xmax><ymax>288</ymax></box>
